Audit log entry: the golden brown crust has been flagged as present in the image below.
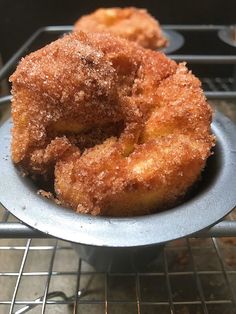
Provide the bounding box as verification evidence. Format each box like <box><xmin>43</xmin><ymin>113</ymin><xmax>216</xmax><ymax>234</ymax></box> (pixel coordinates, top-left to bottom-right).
<box><xmin>10</xmin><ymin>32</ymin><xmax>121</xmax><ymax>174</ymax></box>
<box><xmin>10</xmin><ymin>31</ymin><xmax>215</xmax><ymax>216</ymax></box>
<box><xmin>10</xmin><ymin>31</ymin><xmax>176</xmax><ymax>175</ymax></box>
<box><xmin>74</xmin><ymin>7</ymin><xmax>168</xmax><ymax>49</ymax></box>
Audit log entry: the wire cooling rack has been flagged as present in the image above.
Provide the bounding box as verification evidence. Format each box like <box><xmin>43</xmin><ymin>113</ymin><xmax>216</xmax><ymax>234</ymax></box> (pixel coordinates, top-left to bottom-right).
<box><xmin>1</xmin><ymin>207</ymin><xmax>236</xmax><ymax>314</ymax></box>
<box><xmin>1</xmin><ymin>25</ymin><xmax>236</xmax><ymax>313</ymax></box>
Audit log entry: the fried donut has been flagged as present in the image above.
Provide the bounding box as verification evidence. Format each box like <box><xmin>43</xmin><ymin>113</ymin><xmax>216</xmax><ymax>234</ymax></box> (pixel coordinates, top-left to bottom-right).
<box><xmin>74</xmin><ymin>7</ymin><xmax>168</xmax><ymax>49</ymax></box>
<box><xmin>10</xmin><ymin>31</ymin><xmax>214</xmax><ymax>216</ymax></box>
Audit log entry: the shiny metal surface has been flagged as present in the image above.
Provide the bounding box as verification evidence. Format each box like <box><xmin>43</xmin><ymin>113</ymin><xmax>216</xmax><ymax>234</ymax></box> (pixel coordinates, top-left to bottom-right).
<box><xmin>162</xmin><ymin>30</ymin><xmax>184</xmax><ymax>54</ymax></box>
<box><xmin>218</xmin><ymin>26</ymin><xmax>236</xmax><ymax>48</ymax></box>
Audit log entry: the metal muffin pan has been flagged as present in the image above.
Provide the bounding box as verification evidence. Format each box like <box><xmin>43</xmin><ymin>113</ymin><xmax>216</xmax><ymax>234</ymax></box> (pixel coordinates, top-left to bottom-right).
<box><xmin>0</xmin><ymin>111</ymin><xmax>236</xmax><ymax>250</ymax></box>
<box><xmin>161</xmin><ymin>30</ymin><xmax>184</xmax><ymax>54</ymax></box>
<box><xmin>218</xmin><ymin>25</ymin><xmax>236</xmax><ymax>48</ymax></box>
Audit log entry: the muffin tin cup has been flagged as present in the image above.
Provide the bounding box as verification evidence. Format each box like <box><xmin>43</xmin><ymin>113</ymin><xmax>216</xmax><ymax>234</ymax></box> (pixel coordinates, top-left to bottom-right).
<box><xmin>0</xmin><ymin>111</ymin><xmax>236</xmax><ymax>273</ymax></box>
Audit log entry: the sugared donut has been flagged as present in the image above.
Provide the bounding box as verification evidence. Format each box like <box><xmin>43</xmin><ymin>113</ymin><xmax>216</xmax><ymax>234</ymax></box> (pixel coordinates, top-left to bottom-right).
<box><xmin>74</xmin><ymin>7</ymin><xmax>168</xmax><ymax>49</ymax></box>
<box><xmin>10</xmin><ymin>31</ymin><xmax>215</xmax><ymax>216</ymax></box>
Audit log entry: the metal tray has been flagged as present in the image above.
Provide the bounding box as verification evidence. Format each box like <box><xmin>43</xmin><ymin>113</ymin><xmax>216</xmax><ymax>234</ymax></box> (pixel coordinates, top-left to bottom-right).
<box><xmin>0</xmin><ymin>111</ymin><xmax>236</xmax><ymax>248</ymax></box>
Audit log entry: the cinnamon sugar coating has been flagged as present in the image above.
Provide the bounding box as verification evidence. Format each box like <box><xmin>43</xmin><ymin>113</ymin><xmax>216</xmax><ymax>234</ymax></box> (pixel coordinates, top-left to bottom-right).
<box><xmin>10</xmin><ymin>31</ymin><xmax>215</xmax><ymax>216</ymax></box>
<box><xmin>74</xmin><ymin>7</ymin><xmax>167</xmax><ymax>49</ymax></box>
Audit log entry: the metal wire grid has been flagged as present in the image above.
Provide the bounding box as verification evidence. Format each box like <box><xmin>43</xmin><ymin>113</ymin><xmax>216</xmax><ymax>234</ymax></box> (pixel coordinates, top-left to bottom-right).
<box><xmin>0</xmin><ymin>24</ymin><xmax>236</xmax><ymax>314</ymax></box>
<box><xmin>1</xmin><ymin>206</ymin><xmax>236</xmax><ymax>314</ymax></box>
<box><xmin>202</xmin><ymin>77</ymin><xmax>234</xmax><ymax>91</ymax></box>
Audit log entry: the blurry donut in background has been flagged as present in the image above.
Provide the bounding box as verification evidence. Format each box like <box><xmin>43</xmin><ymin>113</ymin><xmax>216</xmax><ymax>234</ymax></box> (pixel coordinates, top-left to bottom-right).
<box><xmin>74</xmin><ymin>7</ymin><xmax>168</xmax><ymax>49</ymax></box>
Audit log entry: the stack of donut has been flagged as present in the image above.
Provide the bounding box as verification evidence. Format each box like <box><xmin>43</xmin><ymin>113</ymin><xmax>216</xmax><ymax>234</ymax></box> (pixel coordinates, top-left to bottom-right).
<box><xmin>10</xmin><ymin>11</ymin><xmax>215</xmax><ymax>217</ymax></box>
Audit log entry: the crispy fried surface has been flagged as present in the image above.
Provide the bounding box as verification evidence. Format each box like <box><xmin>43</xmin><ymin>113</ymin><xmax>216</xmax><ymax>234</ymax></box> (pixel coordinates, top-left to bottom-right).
<box><xmin>10</xmin><ymin>31</ymin><xmax>214</xmax><ymax>216</ymax></box>
<box><xmin>74</xmin><ymin>7</ymin><xmax>167</xmax><ymax>49</ymax></box>
<box><xmin>10</xmin><ymin>32</ymin><xmax>121</xmax><ymax>175</ymax></box>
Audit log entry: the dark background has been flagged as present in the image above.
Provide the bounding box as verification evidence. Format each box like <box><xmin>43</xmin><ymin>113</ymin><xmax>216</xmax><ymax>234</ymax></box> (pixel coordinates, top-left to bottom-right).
<box><xmin>0</xmin><ymin>0</ymin><xmax>235</xmax><ymax>62</ymax></box>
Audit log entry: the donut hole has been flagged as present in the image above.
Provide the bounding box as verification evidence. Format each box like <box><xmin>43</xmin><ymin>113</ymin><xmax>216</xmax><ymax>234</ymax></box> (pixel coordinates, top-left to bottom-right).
<box><xmin>48</xmin><ymin>120</ymin><xmax>125</xmax><ymax>152</ymax></box>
